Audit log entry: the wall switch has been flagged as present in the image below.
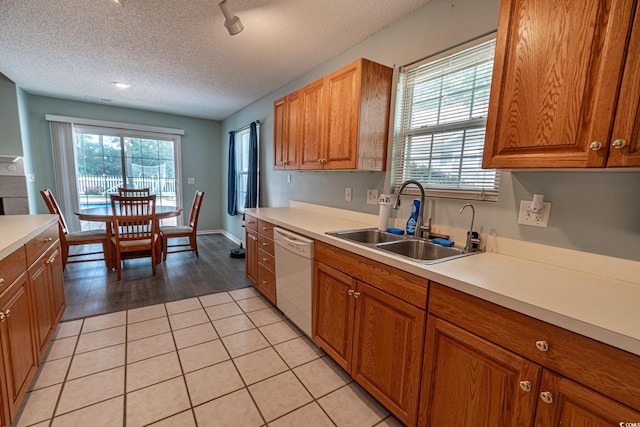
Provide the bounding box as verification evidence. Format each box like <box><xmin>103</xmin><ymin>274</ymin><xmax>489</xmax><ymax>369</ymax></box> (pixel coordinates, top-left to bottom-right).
<box><xmin>287</xmin><ymin>173</ymin><xmax>291</xmax><ymax>184</ymax></box>
<box><xmin>345</xmin><ymin>187</ymin><xmax>352</xmax><ymax>202</ymax></box>
<box><xmin>366</xmin><ymin>189</ymin><xmax>379</xmax><ymax>205</ymax></box>
<box><xmin>187</xmin><ymin>177</ymin><xmax>195</xmax><ymax>184</ymax></box>
<box><xmin>518</xmin><ymin>200</ymin><xmax>551</xmax><ymax>227</ymax></box>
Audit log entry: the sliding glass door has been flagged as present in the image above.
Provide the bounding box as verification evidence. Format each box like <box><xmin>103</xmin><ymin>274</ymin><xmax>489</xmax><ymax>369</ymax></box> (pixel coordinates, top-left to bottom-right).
<box><xmin>73</xmin><ymin>126</ymin><xmax>181</xmax><ymax>229</ymax></box>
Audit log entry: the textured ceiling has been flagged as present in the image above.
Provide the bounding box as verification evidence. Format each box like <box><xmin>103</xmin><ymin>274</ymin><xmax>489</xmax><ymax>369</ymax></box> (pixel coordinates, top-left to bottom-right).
<box><xmin>0</xmin><ymin>0</ymin><xmax>430</xmax><ymax>120</ymax></box>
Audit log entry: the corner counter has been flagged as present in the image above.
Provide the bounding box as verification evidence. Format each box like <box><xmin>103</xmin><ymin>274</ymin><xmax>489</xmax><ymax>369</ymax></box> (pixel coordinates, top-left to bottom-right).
<box><xmin>0</xmin><ymin>215</ymin><xmax>58</xmax><ymax>260</ymax></box>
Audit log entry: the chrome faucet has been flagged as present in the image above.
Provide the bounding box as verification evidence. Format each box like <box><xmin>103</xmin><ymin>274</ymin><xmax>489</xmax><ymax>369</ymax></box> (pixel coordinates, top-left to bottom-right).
<box><xmin>392</xmin><ymin>180</ymin><xmax>430</xmax><ymax>238</ymax></box>
<box><xmin>459</xmin><ymin>203</ymin><xmax>480</xmax><ymax>252</ymax></box>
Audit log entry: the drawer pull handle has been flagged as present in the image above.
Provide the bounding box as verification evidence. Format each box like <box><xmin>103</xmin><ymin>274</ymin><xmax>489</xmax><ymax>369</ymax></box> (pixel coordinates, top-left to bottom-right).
<box><xmin>347</xmin><ymin>290</ymin><xmax>354</xmax><ymax>296</ymax></box>
<box><xmin>519</xmin><ymin>381</ymin><xmax>532</xmax><ymax>392</ymax></box>
<box><xmin>44</xmin><ymin>237</ymin><xmax>53</xmax><ymax>242</ymax></box>
<box><xmin>612</xmin><ymin>138</ymin><xmax>626</xmax><ymax>148</ymax></box>
<box><xmin>262</xmin><ymin>258</ymin><xmax>268</xmax><ymax>262</ymax></box>
<box><xmin>262</xmin><ymin>226</ymin><xmax>269</xmax><ymax>230</ymax></box>
<box><xmin>535</xmin><ymin>340</ymin><xmax>549</xmax><ymax>352</ymax></box>
<box><xmin>262</xmin><ymin>280</ymin><xmax>268</xmax><ymax>285</ymax></box>
<box><xmin>589</xmin><ymin>141</ymin><xmax>602</xmax><ymax>151</ymax></box>
<box><xmin>540</xmin><ymin>391</ymin><xmax>553</xmax><ymax>404</ymax></box>
<box><xmin>262</xmin><ymin>242</ymin><xmax>269</xmax><ymax>246</ymax></box>
<box><xmin>353</xmin><ymin>291</ymin><xmax>360</xmax><ymax>299</ymax></box>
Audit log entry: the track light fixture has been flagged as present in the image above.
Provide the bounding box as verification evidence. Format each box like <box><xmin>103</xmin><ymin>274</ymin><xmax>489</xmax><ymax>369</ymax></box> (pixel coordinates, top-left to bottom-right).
<box><xmin>218</xmin><ymin>0</ymin><xmax>244</xmax><ymax>36</ymax></box>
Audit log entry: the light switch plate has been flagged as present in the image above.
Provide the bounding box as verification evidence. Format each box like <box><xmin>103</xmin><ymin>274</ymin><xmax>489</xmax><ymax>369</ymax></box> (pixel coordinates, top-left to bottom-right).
<box><xmin>187</xmin><ymin>177</ymin><xmax>195</xmax><ymax>184</ymax></box>
<box><xmin>518</xmin><ymin>200</ymin><xmax>551</xmax><ymax>227</ymax></box>
<box><xmin>345</xmin><ymin>187</ymin><xmax>352</xmax><ymax>202</ymax></box>
<box><xmin>367</xmin><ymin>189</ymin><xmax>379</xmax><ymax>205</ymax></box>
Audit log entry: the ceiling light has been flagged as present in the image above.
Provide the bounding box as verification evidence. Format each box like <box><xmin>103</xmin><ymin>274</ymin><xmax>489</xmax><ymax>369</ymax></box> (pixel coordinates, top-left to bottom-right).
<box><xmin>114</xmin><ymin>0</ymin><xmax>127</xmax><ymax>6</ymax></box>
<box><xmin>113</xmin><ymin>82</ymin><xmax>130</xmax><ymax>89</ymax></box>
<box><xmin>218</xmin><ymin>0</ymin><xmax>244</xmax><ymax>36</ymax></box>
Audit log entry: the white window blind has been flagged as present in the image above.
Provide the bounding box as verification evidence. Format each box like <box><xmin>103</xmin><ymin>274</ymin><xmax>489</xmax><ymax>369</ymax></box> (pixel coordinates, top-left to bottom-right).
<box><xmin>391</xmin><ymin>35</ymin><xmax>500</xmax><ymax>201</ymax></box>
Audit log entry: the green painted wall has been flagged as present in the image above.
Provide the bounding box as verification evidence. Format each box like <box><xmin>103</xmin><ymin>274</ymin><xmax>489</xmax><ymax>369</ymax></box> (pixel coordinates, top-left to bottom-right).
<box><xmin>221</xmin><ymin>0</ymin><xmax>640</xmax><ymax>261</ymax></box>
<box><xmin>23</xmin><ymin>95</ymin><xmax>223</xmax><ymax>231</ymax></box>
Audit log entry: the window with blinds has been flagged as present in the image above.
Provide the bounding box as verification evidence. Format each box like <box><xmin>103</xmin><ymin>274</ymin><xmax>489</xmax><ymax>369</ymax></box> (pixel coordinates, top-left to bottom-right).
<box><xmin>391</xmin><ymin>35</ymin><xmax>499</xmax><ymax>201</ymax></box>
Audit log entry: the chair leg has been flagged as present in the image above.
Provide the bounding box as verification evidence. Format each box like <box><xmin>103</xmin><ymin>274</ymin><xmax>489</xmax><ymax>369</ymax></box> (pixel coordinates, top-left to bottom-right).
<box><xmin>62</xmin><ymin>243</ymin><xmax>69</xmax><ymax>270</ymax></box>
<box><xmin>162</xmin><ymin>235</ymin><xmax>168</xmax><ymax>262</ymax></box>
<box><xmin>191</xmin><ymin>234</ymin><xmax>199</xmax><ymax>257</ymax></box>
<box><xmin>115</xmin><ymin>248</ymin><xmax>122</xmax><ymax>281</ymax></box>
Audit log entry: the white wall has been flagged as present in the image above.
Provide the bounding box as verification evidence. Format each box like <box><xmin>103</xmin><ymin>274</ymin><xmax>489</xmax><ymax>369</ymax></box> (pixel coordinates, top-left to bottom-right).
<box><xmin>221</xmin><ymin>0</ymin><xmax>640</xmax><ymax>261</ymax></box>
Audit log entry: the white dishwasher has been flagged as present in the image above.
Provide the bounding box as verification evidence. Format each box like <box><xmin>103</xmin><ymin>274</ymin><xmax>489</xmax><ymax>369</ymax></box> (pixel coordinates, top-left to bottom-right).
<box><xmin>273</xmin><ymin>227</ymin><xmax>314</xmax><ymax>338</ymax></box>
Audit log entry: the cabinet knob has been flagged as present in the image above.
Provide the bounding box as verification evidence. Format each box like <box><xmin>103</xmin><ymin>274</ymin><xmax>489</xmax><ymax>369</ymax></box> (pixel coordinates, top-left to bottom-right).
<box><xmin>353</xmin><ymin>291</ymin><xmax>360</xmax><ymax>299</ymax></box>
<box><xmin>5</xmin><ymin>309</ymin><xmax>10</xmax><ymax>318</ymax></box>
<box><xmin>262</xmin><ymin>258</ymin><xmax>268</xmax><ymax>262</ymax></box>
<box><xmin>347</xmin><ymin>290</ymin><xmax>355</xmax><ymax>296</ymax></box>
<box><xmin>589</xmin><ymin>141</ymin><xmax>603</xmax><ymax>151</ymax></box>
<box><xmin>0</xmin><ymin>312</ymin><xmax>5</xmax><ymax>322</ymax></box>
<box><xmin>44</xmin><ymin>237</ymin><xmax>53</xmax><ymax>242</ymax></box>
<box><xmin>535</xmin><ymin>340</ymin><xmax>549</xmax><ymax>352</ymax></box>
<box><xmin>540</xmin><ymin>391</ymin><xmax>554</xmax><ymax>404</ymax></box>
<box><xmin>262</xmin><ymin>226</ymin><xmax>269</xmax><ymax>230</ymax></box>
<box><xmin>612</xmin><ymin>138</ymin><xmax>626</xmax><ymax>148</ymax></box>
<box><xmin>0</xmin><ymin>278</ymin><xmax>4</xmax><ymax>285</ymax></box>
<box><xmin>519</xmin><ymin>381</ymin><xmax>532</xmax><ymax>392</ymax></box>
<box><xmin>262</xmin><ymin>280</ymin><xmax>268</xmax><ymax>285</ymax></box>
<box><xmin>262</xmin><ymin>242</ymin><xmax>269</xmax><ymax>246</ymax></box>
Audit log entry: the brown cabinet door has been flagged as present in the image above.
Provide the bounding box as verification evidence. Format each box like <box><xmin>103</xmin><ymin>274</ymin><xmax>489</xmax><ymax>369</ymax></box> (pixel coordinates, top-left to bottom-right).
<box><xmin>0</xmin><ymin>344</ymin><xmax>7</xmax><ymax>427</ymax></box>
<box><xmin>245</xmin><ymin>229</ymin><xmax>258</xmax><ymax>285</ymax></box>
<box><xmin>483</xmin><ymin>0</ymin><xmax>635</xmax><ymax>168</ymax></box>
<box><xmin>608</xmin><ymin>4</ymin><xmax>640</xmax><ymax>167</ymax></box>
<box><xmin>351</xmin><ymin>282</ymin><xmax>425</xmax><ymax>426</ymax></box>
<box><xmin>273</xmin><ymin>96</ymin><xmax>286</xmax><ymax>170</ymax></box>
<box><xmin>28</xmin><ymin>258</ymin><xmax>54</xmax><ymax>360</ymax></box>
<box><xmin>47</xmin><ymin>245</ymin><xmax>65</xmax><ymax>324</ymax></box>
<box><xmin>299</xmin><ymin>79</ymin><xmax>325</xmax><ymax>169</ymax></box>
<box><xmin>324</xmin><ymin>62</ymin><xmax>359</xmax><ymax>169</ymax></box>
<box><xmin>419</xmin><ymin>315</ymin><xmax>540</xmax><ymax>427</ymax></box>
<box><xmin>285</xmin><ymin>92</ymin><xmax>301</xmax><ymax>169</ymax></box>
<box><xmin>312</xmin><ymin>261</ymin><xmax>356</xmax><ymax>371</ymax></box>
<box><xmin>533</xmin><ymin>370</ymin><xmax>640</xmax><ymax>426</ymax></box>
<box><xmin>0</xmin><ymin>274</ymin><xmax>37</xmax><ymax>419</ymax></box>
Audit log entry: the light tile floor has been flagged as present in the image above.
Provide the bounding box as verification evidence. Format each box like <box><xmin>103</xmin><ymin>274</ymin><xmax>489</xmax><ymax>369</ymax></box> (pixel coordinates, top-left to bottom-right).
<box><xmin>15</xmin><ymin>287</ymin><xmax>403</xmax><ymax>427</ymax></box>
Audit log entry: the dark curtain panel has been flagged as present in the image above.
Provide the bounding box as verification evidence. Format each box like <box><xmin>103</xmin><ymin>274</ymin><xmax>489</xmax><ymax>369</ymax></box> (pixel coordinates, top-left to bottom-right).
<box><xmin>226</xmin><ymin>130</ymin><xmax>237</xmax><ymax>216</ymax></box>
<box><xmin>244</xmin><ymin>121</ymin><xmax>259</xmax><ymax>209</ymax></box>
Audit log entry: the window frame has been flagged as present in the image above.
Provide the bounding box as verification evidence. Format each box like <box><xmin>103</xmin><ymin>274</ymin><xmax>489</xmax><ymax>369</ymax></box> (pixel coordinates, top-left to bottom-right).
<box><xmin>235</xmin><ymin>128</ymin><xmax>251</xmax><ymax>213</ymax></box>
<box><xmin>390</xmin><ymin>33</ymin><xmax>500</xmax><ymax>201</ymax></box>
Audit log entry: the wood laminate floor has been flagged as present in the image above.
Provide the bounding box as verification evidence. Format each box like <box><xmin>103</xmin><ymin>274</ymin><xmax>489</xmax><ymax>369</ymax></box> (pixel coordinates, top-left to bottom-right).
<box><xmin>62</xmin><ymin>234</ymin><xmax>252</xmax><ymax>321</ymax></box>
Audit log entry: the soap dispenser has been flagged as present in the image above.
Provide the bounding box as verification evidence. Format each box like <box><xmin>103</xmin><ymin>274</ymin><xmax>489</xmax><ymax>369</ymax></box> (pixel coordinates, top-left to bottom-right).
<box><xmin>405</xmin><ymin>199</ymin><xmax>420</xmax><ymax>236</ymax></box>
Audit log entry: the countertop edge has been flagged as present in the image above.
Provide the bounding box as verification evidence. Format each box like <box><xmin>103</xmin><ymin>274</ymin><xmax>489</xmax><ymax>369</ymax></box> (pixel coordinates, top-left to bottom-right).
<box><xmin>0</xmin><ymin>215</ymin><xmax>59</xmax><ymax>260</ymax></box>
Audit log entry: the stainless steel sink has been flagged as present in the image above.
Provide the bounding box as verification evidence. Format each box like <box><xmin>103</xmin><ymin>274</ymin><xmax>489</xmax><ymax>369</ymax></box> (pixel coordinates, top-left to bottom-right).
<box><xmin>326</xmin><ymin>229</ymin><xmax>405</xmax><ymax>244</ymax></box>
<box><xmin>376</xmin><ymin>239</ymin><xmax>465</xmax><ymax>262</ymax></box>
<box><xmin>326</xmin><ymin>228</ymin><xmax>478</xmax><ymax>264</ymax></box>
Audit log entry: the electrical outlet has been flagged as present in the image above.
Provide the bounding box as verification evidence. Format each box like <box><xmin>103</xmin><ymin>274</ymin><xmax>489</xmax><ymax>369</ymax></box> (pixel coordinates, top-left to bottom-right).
<box><xmin>187</xmin><ymin>177</ymin><xmax>195</xmax><ymax>184</ymax></box>
<box><xmin>366</xmin><ymin>189</ymin><xmax>379</xmax><ymax>205</ymax></box>
<box><xmin>287</xmin><ymin>173</ymin><xmax>291</xmax><ymax>184</ymax></box>
<box><xmin>518</xmin><ymin>200</ymin><xmax>551</xmax><ymax>227</ymax></box>
<box><xmin>345</xmin><ymin>187</ymin><xmax>352</xmax><ymax>202</ymax></box>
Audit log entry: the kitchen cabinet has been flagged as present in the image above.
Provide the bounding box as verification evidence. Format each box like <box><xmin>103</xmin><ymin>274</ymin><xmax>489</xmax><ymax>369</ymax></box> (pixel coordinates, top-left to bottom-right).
<box><xmin>244</xmin><ymin>215</ymin><xmax>276</xmax><ymax>304</ymax></box>
<box><xmin>313</xmin><ymin>241</ymin><xmax>426</xmax><ymax>426</ymax></box>
<box><xmin>0</xmin><ymin>220</ymin><xmax>66</xmax><ymax>425</ymax></box>
<box><xmin>420</xmin><ymin>283</ymin><xmax>640</xmax><ymax>425</ymax></box>
<box><xmin>483</xmin><ymin>0</ymin><xmax>640</xmax><ymax>168</ymax></box>
<box><xmin>273</xmin><ymin>92</ymin><xmax>300</xmax><ymax>170</ymax></box>
<box><xmin>279</xmin><ymin>58</ymin><xmax>393</xmax><ymax>171</ymax></box>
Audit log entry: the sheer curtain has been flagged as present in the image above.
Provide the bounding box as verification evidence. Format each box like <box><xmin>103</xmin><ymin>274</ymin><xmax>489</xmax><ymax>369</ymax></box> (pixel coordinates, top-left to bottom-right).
<box><xmin>49</xmin><ymin>121</ymin><xmax>82</xmax><ymax>231</ymax></box>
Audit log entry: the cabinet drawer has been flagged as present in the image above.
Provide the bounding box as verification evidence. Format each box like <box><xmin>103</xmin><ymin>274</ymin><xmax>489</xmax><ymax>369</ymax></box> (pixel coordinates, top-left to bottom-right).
<box><xmin>257</xmin><ymin>234</ymin><xmax>274</xmax><ymax>256</ymax></box>
<box><xmin>429</xmin><ymin>282</ymin><xmax>640</xmax><ymax>411</ymax></box>
<box><xmin>0</xmin><ymin>247</ymin><xmax>27</xmax><ymax>293</ymax></box>
<box><xmin>257</xmin><ymin>263</ymin><xmax>276</xmax><ymax>305</ymax></box>
<box><xmin>25</xmin><ymin>223</ymin><xmax>59</xmax><ymax>265</ymax></box>
<box><xmin>258</xmin><ymin>249</ymin><xmax>275</xmax><ymax>273</ymax></box>
<box><xmin>258</xmin><ymin>220</ymin><xmax>275</xmax><ymax>239</ymax></box>
<box><xmin>245</xmin><ymin>215</ymin><xmax>258</xmax><ymax>231</ymax></box>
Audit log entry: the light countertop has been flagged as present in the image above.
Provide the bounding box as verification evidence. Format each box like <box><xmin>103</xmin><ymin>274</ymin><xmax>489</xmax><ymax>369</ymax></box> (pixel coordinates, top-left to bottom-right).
<box><xmin>246</xmin><ymin>206</ymin><xmax>640</xmax><ymax>357</ymax></box>
<box><xmin>0</xmin><ymin>215</ymin><xmax>58</xmax><ymax>259</ymax></box>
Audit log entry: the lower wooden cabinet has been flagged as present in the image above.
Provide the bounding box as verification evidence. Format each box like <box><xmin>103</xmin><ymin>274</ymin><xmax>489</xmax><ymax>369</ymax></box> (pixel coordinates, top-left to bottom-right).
<box><xmin>421</xmin><ymin>282</ymin><xmax>640</xmax><ymax>426</ymax></box>
<box><xmin>0</xmin><ymin>272</ymin><xmax>37</xmax><ymax>421</ymax></box>
<box><xmin>48</xmin><ymin>245</ymin><xmax>65</xmax><ymax>323</ymax></box>
<box><xmin>313</xmin><ymin>243</ymin><xmax>426</xmax><ymax>426</ymax></box>
<box><xmin>0</xmin><ymin>346</ymin><xmax>8</xmax><ymax>427</ymax></box>
<box><xmin>419</xmin><ymin>315</ymin><xmax>540</xmax><ymax>426</ymax></box>
<box><xmin>244</xmin><ymin>216</ymin><xmax>277</xmax><ymax>305</ymax></box>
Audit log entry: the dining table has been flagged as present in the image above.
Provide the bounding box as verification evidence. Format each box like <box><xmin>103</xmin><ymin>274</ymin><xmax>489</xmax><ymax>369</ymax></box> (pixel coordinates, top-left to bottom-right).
<box><xmin>75</xmin><ymin>205</ymin><xmax>183</xmax><ymax>269</ymax></box>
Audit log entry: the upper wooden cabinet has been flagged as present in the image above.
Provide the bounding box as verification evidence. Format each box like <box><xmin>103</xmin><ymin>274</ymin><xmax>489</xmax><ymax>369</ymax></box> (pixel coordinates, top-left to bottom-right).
<box><xmin>274</xmin><ymin>58</ymin><xmax>393</xmax><ymax>171</ymax></box>
<box><xmin>273</xmin><ymin>92</ymin><xmax>300</xmax><ymax>170</ymax></box>
<box><xmin>483</xmin><ymin>0</ymin><xmax>640</xmax><ymax>168</ymax></box>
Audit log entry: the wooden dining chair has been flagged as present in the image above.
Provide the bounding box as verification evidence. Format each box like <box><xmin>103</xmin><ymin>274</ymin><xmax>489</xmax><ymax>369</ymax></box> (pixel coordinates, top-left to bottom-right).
<box><xmin>110</xmin><ymin>194</ymin><xmax>159</xmax><ymax>280</ymax></box>
<box><xmin>118</xmin><ymin>187</ymin><xmax>150</xmax><ymax>197</ymax></box>
<box><xmin>40</xmin><ymin>189</ymin><xmax>108</xmax><ymax>269</ymax></box>
<box><xmin>160</xmin><ymin>191</ymin><xmax>204</xmax><ymax>261</ymax></box>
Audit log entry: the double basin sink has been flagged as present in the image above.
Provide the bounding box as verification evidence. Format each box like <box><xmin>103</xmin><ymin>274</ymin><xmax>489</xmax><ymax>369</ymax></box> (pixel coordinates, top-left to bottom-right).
<box><xmin>326</xmin><ymin>228</ymin><xmax>475</xmax><ymax>264</ymax></box>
